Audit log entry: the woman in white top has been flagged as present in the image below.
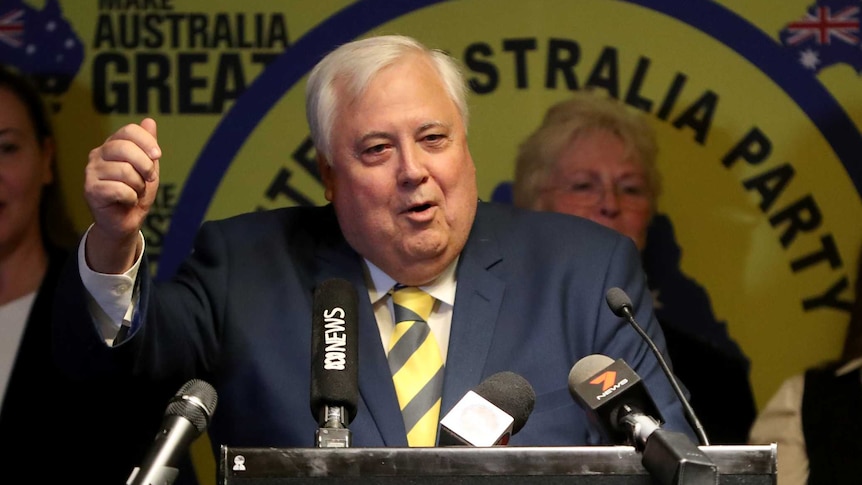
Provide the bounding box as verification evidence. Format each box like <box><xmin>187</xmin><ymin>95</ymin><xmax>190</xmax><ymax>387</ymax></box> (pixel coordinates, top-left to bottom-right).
<box><xmin>0</xmin><ymin>65</ymin><xmax>78</xmax><ymax>404</ymax></box>
<box><xmin>0</xmin><ymin>65</ymin><xmax>171</xmax><ymax>483</ymax></box>
<box><xmin>749</xmin><ymin>243</ymin><xmax>862</xmax><ymax>485</ymax></box>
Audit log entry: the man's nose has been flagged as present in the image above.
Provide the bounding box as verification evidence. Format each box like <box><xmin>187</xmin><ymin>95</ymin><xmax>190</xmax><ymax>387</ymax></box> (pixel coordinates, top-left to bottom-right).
<box><xmin>398</xmin><ymin>145</ymin><xmax>429</xmax><ymax>186</ymax></box>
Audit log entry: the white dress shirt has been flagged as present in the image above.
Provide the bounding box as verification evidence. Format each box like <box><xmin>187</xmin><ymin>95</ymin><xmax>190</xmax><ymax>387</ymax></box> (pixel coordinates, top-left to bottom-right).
<box><xmin>77</xmin><ymin>225</ymin><xmax>141</xmax><ymax>345</ymax></box>
<box><xmin>0</xmin><ymin>292</ymin><xmax>35</xmax><ymax>404</ymax></box>
<box><xmin>363</xmin><ymin>258</ymin><xmax>457</xmax><ymax>363</ymax></box>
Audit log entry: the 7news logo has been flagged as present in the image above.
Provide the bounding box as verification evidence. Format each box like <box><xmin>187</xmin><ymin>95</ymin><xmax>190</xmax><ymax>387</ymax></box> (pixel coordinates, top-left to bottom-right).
<box><xmin>590</xmin><ymin>370</ymin><xmax>630</xmax><ymax>400</ymax></box>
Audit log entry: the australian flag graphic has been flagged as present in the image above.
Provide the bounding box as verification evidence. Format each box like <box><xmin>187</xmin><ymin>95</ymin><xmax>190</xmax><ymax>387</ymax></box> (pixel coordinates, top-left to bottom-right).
<box><xmin>0</xmin><ymin>0</ymin><xmax>83</xmax><ymax>99</ymax></box>
<box><xmin>779</xmin><ymin>0</ymin><xmax>862</xmax><ymax>74</ymax></box>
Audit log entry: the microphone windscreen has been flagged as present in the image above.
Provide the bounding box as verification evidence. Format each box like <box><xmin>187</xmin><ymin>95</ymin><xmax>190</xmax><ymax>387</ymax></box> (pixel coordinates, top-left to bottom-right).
<box><xmin>166</xmin><ymin>379</ymin><xmax>218</xmax><ymax>435</ymax></box>
<box><xmin>474</xmin><ymin>371</ymin><xmax>536</xmax><ymax>434</ymax></box>
<box><xmin>568</xmin><ymin>354</ymin><xmax>615</xmax><ymax>388</ymax></box>
<box><xmin>310</xmin><ymin>278</ymin><xmax>359</xmax><ymax>422</ymax></box>
<box><xmin>605</xmin><ymin>287</ymin><xmax>633</xmax><ymax>317</ymax></box>
<box><xmin>126</xmin><ymin>379</ymin><xmax>218</xmax><ymax>485</ymax></box>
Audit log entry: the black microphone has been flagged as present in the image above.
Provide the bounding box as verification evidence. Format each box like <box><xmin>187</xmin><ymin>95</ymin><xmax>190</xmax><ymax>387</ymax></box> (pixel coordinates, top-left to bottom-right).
<box><xmin>310</xmin><ymin>278</ymin><xmax>359</xmax><ymax>448</ymax></box>
<box><xmin>605</xmin><ymin>287</ymin><xmax>710</xmax><ymax>446</ymax></box>
<box><xmin>438</xmin><ymin>371</ymin><xmax>536</xmax><ymax>446</ymax></box>
<box><xmin>568</xmin><ymin>354</ymin><xmax>663</xmax><ymax>445</ymax></box>
<box><xmin>127</xmin><ymin>379</ymin><xmax>218</xmax><ymax>485</ymax></box>
<box><xmin>569</xmin><ymin>355</ymin><xmax>717</xmax><ymax>485</ymax></box>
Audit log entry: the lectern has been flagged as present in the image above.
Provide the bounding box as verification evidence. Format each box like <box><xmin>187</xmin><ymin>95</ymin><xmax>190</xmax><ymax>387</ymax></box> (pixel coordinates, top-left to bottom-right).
<box><xmin>219</xmin><ymin>444</ymin><xmax>776</xmax><ymax>484</ymax></box>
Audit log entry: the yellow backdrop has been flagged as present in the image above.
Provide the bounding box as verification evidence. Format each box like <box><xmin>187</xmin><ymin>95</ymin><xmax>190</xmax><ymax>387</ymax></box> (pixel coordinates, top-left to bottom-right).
<box><xmin>11</xmin><ymin>1</ymin><xmax>861</xmax><ymax>484</ymax></box>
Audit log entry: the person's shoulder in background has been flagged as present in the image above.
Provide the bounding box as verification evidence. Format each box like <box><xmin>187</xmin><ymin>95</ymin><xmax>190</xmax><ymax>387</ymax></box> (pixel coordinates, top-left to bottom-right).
<box><xmin>749</xmin><ymin>370</ymin><xmax>807</xmax><ymax>485</ymax></box>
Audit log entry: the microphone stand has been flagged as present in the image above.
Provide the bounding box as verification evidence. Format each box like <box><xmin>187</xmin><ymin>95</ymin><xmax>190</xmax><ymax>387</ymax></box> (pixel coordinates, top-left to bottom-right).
<box><xmin>315</xmin><ymin>404</ymin><xmax>352</xmax><ymax>448</ymax></box>
<box><xmin>618</xmin><ymin>305</ymin><xmax>710</xmax><ymax>446</ymax></box>
<box><xmin>605</xmin><ymin>289</ymin><xmax>717</xmax><ymax>485</ymax></box>
<box><xmin>617</xmin><ymin>405</ymin><xmax>718</xmax><ymax>485</ymax></box>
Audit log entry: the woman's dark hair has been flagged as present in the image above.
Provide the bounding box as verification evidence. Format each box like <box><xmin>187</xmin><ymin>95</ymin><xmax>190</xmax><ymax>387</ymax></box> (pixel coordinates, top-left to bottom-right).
<box><xmin>0</xmin><ymin>65</ymin><xmax>79</xmax><ymax>249</ymax></box>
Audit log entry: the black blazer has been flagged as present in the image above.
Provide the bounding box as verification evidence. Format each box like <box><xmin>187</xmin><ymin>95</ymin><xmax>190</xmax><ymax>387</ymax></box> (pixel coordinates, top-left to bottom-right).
<box><xmin>802</xmin><ymin>362</ymin><xmax>862</xmax><ymax>485</ymax></box>
<box><xmin>1</xmin><ymin>246</ymin><xmax>174</xmax><ymax>483</ymax></box>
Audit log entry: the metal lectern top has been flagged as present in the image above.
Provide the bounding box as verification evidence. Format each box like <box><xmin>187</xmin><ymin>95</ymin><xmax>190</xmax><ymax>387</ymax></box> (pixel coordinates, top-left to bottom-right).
<box><xmin>219</xmin><ymin>444</ymin><xmax>777</xmax><ymax>485</ymax></box>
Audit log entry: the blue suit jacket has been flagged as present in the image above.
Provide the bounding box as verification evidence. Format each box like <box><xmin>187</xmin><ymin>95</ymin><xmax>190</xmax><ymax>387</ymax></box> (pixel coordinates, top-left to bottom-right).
<box><xmin>54</xmin><ymin>201</ymin><xmax>696</xmax><ymax>452</ymax></box>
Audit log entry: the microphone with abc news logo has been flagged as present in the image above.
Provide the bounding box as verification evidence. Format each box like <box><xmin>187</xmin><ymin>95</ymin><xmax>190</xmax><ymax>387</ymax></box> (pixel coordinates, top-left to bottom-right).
<box><xmin>310</xmin><ymin>278</ymin><xmax>359</xmax><ymax>448</ymax></box>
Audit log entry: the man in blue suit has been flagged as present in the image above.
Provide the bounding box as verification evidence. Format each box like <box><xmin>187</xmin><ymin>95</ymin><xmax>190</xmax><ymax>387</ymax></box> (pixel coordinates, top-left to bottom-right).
<box><xmin>53</xmin><ymin>34</ymin><xmax>696</xmax><ymax>456</ymax></box>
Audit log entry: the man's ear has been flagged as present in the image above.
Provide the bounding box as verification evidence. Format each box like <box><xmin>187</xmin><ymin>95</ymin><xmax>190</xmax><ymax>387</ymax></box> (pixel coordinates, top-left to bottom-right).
<box><xmin>317</xmin><ymin>153</ymin><xmax>334</xmax><ymax>201</ymax></box>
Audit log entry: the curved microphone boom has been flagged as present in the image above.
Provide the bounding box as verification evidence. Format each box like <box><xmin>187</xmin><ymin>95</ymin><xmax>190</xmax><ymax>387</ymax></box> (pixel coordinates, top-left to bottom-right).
<box><xmin>605</xmin><ymin>287</ymin><xmax>710</xmax><ymax>446</ymax></box>
<box><xmin>569</xmin><ymin>355</ymin><xmax>718</xmax><ymax>485</ymax></box>
<box><xmin>127</xmin><ymin>379</ymin><xmax>218</xmax><ymax>485</ymax></box>
<box><xmin>438</xmin><ymin>371</ymin><xmax>536</xmax><ymax>446</ymax></box>
<box><xmin>310</xmin><ymin>278</ymin><xmax>359</xmax><ymax>448</ymax></box>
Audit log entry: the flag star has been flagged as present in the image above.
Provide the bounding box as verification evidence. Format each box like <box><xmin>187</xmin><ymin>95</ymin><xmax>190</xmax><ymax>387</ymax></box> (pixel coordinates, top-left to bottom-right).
<box><xmin>65</xmin><ymin>38</ymin><xmax>75</xmax><ymax>49</ymax></box>
<box><xmin>25</xmin><ymin>44</ymin><xmax>36</xmax><ymax>55</ymax></box>
<box><xmin>799</xmin><ymin>48</ymin><xmax>821</xmax><ymax>70</ymax></box>
<box><xmin>46</xmin><ymin>21</ymin><xmax>56</xmax><ymax>32</ymax></box>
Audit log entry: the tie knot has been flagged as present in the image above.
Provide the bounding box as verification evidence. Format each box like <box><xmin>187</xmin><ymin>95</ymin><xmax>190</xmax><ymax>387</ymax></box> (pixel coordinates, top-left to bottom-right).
<box><xmin>391</xmin><ymin>286</ymin><xmax>435</xmax><ymax>324</ymax></box>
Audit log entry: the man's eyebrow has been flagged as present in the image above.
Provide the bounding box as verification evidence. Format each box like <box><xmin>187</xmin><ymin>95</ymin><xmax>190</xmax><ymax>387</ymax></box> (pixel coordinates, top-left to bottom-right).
<box><xmin>417</xmin><ymin>120</ymin><xmax>449</xmax><ymax>132</ymax></box>
<box><xmin>358</xmin><ymin>131</ymin><xmax>391</xmax><ymax>144</ymax></box>
<box><xmin>354</xmin><ymin>121</ymin><xmax>453</xmax><ymax>148</ymax></box>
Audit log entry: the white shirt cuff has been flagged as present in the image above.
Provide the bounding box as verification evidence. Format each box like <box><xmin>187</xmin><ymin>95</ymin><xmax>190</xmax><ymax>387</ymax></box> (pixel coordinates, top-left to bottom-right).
<box><xmin>78</xmin><ymin>225</ymin><xmax>145</xmax><ymax>341</ymax></box>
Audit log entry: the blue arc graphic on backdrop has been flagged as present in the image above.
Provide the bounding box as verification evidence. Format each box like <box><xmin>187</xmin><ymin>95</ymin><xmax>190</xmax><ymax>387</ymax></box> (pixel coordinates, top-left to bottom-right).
<box><xmin>157</xmin><ymin>0</ymin><xmax>862</xmax><ymax>280</ymax></box>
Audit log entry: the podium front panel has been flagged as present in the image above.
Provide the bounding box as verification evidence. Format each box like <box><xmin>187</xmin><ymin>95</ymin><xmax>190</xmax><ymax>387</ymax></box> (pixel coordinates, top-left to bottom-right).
<box><xmin>219</xmin><ymin>445</ymin><xmax>776</xmax><ymax>485</ymax></box>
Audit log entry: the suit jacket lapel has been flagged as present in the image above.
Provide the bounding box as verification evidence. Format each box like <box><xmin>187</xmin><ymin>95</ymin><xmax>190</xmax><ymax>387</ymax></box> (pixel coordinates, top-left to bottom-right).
<box><xmin>441</xmin><ymin>205</ymin><xmax>505</xmax><ymax>416</ymax></box>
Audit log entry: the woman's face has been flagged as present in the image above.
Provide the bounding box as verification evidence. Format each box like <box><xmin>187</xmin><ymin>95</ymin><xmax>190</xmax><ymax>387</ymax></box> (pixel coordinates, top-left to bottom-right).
<box><xmin>535</xmin><ymin>129</ymin><xmax>653</xmax><ymax>250</ymax></box>
<box><xmin>0</xmin><ymin>86</ymin><xmax>53</xmax><ymax>254</ymax></box>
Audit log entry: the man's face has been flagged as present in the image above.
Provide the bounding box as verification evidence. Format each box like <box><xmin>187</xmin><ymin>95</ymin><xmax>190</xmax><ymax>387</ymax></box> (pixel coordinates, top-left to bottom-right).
<box><xmin>320</xmin><ymin>53</ymin><xmax>478</xmax><ymax>285</ymax></box>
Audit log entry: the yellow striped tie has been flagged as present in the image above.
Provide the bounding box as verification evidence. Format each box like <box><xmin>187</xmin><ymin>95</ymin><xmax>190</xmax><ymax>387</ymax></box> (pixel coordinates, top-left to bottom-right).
<box><xmin>388</xmin><ymin>286</ymin><xmax>444</xmax><ymax>446</ymax></box>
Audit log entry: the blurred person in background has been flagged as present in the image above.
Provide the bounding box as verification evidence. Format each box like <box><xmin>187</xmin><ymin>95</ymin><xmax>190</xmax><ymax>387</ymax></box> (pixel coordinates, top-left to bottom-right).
<box><xmin>0</xmin><ymin>65</ymin><xmax>171</xmax><ymax>483</ymax></box>
<box><xmin>749</xmin><ymin>242</ymin><xmax>862</xmax><ymax>485</ymax></box>
<box><xmin>512</xmin><ymin>90</ymin><xmax>757</xmax><ymax>444</ymax></box>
